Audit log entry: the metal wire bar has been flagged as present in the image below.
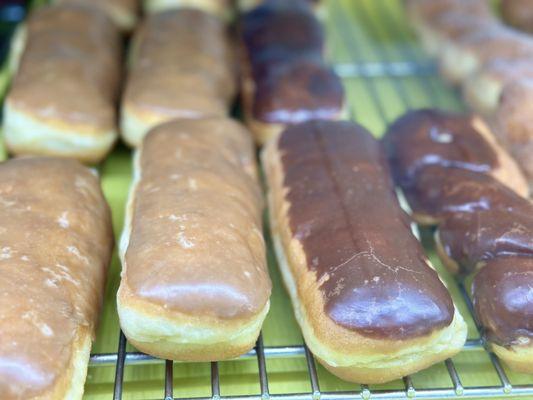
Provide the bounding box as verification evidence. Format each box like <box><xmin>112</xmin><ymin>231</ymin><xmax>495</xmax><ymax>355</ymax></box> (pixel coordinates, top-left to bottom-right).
<box><xmin>256</xmin><ymin>334</ymin><xmax>270</xmax><ymax>400</ymax></box>
<box><xmin>402</xmin><ymin>375</ymin><xmax>416</xmax><ymax>398</ymax></box>
<box><xmin>211</xmin><ymin>362</ymin><xmax>221</xmax><ymax>400</ymax></box>
<box><xmin>303</xmin><ymin>344</ymin><xmax>320</xmax><ymax>400</ymax></box>
<box><xmin>445</xmin><ymin>359</ymin><xmax>464</xmax><ymax>396</ymax></box>
<box><xmin>165</xmin><ymin>360</ymin><xmax>174</xmax><ymax>400</ymax></box>
<box><xmin>113</xmin><ymin>331</ymin><xmax>127</xmax><ymax>400</ymax></box>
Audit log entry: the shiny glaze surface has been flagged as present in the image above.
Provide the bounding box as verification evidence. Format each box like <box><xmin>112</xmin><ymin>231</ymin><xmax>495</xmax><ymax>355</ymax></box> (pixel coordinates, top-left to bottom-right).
<box><xmin>9</xmin><ymin>5</ymin><xmax>121</xmax><ymax>130</ymax></box>
<box><xmin>241</xmin><ymin>1</ymin><xmax>343</xmax><ymax>123</ymax></box>
<box><xmin>400</xmin><ymin>166</ymin><xmax>522</xmax><ymax>221</ymax></box>
<box><xmin>497</xmin><ymin>78</ymin><xmax>533</xmax><ymax>190</ymax></box>
<box><xmin>124</xmin><ymin>9</ymin><xmax>235</xmax><ymax>120</ymax></box>
<box><xmin>253</xmin><ymin>61</ymin><xmax>344</xmax><ymax>124</ymax></box>
<box><xmin>385</xmin><ymin>109</ymin><xmax>533</xmax><ymax>347</ymax></box>
<box><xmin>383</xmin><ymin>109</ymin><xmax>498</xmax><ymax>190</ymax></box>
<box><xmin>124</xmin><ymin>119</ymin><xmax>271</xmax><ymax>318</ymax></box>
<box><xmin>440</xmin><ymin>206</ymin><xmax>533</xmax><ymax>273</ymax></box>
<box><xmin>57</xmin><ymin>0</ymin><xmax>138</xmax><ymax>24</ymax></box>
<box><xmin>0</xmin><ymin>157</ymin><xmax>113</xmax><ymax>399</ymax></box>
<box><xmin>473</xmin><ymin>257</ymin><xmax>533</xmax><ymax>346</ymax></box>
<box><xmin>278</xmin><ymin>120</ymin><xmax>454</xmax><ymax>339</ymax></box>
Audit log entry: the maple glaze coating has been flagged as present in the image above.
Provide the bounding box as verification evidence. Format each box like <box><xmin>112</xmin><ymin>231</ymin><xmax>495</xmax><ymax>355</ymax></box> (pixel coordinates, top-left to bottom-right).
<box><xmin>123</xmin><ymin>119</ymin><xmax>271</xmax><ymax>319</ymax></box>
<box><xmin>8</xmin><ymin>5</ymin><xmax>121</xmax><ymax>131</ymax></box>
<box><xmin>124</xmin><ymin>9</ymin><xmax>235</xmax><ymax>120</ymax></box>
<box><xmin>0</xmin><ymin>157</ymin><xmax>113</xmax><ymax>399</ymax></box>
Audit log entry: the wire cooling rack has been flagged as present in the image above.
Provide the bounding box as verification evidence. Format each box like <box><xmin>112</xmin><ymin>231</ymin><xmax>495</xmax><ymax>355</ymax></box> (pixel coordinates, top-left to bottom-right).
<box><xmin>89</xmin><ymin>1</ymin><xmax>533</xmax><ymax>399</ymax></box>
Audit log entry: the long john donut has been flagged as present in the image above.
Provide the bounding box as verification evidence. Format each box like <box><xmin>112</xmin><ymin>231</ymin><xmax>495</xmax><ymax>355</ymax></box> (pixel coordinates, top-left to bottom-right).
<box><xmin>383</xmin><ymin>108</ymin><xmax>533</xmax><ymax>373</ymax></box>
<box><xmin>0</xmin><ymin>157</ymin><xmax>113</xmax><ymax>399</ymax></box>
<box><xmin>262</xmin><ymin>120</ymin><xmax>466</xmax><ymax>384</ymax></box>
<box><xmin>240</xmin><ymin>0</ymin><xmax>345</xmax><ymax>145</ymax></box>
<box><xmin>3</xmin><ymin>4</ymin><xmax>122</xmax><ymax>163</ymax></box>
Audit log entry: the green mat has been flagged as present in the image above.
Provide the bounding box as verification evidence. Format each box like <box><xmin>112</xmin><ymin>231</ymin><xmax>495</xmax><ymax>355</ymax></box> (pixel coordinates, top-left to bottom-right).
<box><xmin>1</xmin><ymin>0</ymin><xmax>532</xmax><ymax>399</ymax></box>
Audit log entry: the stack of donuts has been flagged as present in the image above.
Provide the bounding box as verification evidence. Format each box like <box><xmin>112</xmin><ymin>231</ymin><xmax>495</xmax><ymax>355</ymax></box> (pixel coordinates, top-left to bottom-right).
<box><xmin>383</xmin><ymin>109</ymin><xmax>533</xmax><ymax>374</ymax></box>
<box><xmin>406</xmin><ymin>0</ymin><xmax>533</xmax><ymax>193</ymax></box>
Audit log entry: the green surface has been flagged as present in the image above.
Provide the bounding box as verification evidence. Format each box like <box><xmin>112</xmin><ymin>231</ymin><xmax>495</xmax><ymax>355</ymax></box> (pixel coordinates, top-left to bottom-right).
<box><xmin>1</xmin><ymin>0</ymin><xmax>532</xmax><ymax>399</ymax></box>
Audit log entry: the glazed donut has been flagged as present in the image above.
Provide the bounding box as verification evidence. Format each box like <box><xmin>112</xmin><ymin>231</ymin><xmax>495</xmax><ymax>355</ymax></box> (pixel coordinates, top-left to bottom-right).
<box><xmin>462</xmin><ymin>59</ymin><xmax>533</xmax><ymax>115</ymax></box>
<box><xmin>0</xmin><ymin>157</ymin><xmax>113</xmax><ymax>399</ymax></box>
<box><xmin>3</xmin><ymin>5</ymin><xmax>122</xmax><ymax>163</ymax></box>
<box><xmin>382</xmin><ymin>109</ymin><xmax>529</xmax><ymax>220</ymax></box>
<box><xmin>54</xmin><ymin>0</ymin><xmax>139</xmax><ymax>31</ymax></box>
<box><xmin>405</xmin><ymin>0</ymin><xmax>496</xmax><ymax>56</ymax></box>
<box><xmin>143</xmin><ymin>0</ymin><xmax>232</xmax><ymax>19</ymax></box>
<box><xmin>240</xmin><ymin>0</ymin><xmax>344</xmax><ymax>144</ymax></box>
<box><xmin>501</xmin><ymin>0</ymin><xmax>533</xmax><ymax>33</ymax></box>
<box><xmin>438</xmin><ymin>26</ymin><xmax>533</xmax><ymax>84</ymax></box>
<box><xmin>118</xmin><ymin>118</ymin><xmax>271</xmax><ymax>361</ymax></box>
<box><xmin>121</xmin><ymin>9</ymin><xmax>236</xmax><ymax>147</ymax></box>
<box><xmin>262</xmin><ymin>119</ymin><xmax>467</xmax><ymax>384</ymax></box>
<box><xmin>385</xmin><ymin>109</ymin><xmax>533</xmax><ymax>373</ymax></box>
<box><xmin>496</xmin><ymin>78</ymin><xmax>533</xmax><ymax>193</ymax></box>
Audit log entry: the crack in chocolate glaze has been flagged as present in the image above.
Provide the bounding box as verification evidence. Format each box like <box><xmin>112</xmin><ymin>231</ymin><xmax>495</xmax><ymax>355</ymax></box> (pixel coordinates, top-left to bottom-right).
<box><xmin>279</xmin><ymin>120</ymin><xmax>454</xmax><ymax>339</ymax></box>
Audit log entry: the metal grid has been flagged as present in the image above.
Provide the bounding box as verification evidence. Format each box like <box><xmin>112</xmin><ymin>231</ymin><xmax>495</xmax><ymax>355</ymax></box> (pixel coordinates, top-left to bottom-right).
<box><xmin>90</xmin><ymin>0</ymin><xmax>533</xmax><ymax>399</ymax></box>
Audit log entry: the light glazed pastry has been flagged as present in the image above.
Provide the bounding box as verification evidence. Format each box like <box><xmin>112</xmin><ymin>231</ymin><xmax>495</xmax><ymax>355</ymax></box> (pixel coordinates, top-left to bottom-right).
<box><xmin>121</xmin><ymin>9</ymin><xmax>236</xmax><ymax>147</ymax></box>
<box><xmin>462</xmin><ymin>59</ymin><xmax>533</xmax><ymax>115</ymax></box>
<box><xmin>496</xmin><ymin>78</ymin><xmax>533</xmax><ymax>192</ymax></box>
<box><xmin>501</xmin><ymin>0</ymin><xmax>533</xmax><ymax>33</ymax></box>
<box><xmin>0</xmin><ymin>157</ymin><xmax>113</xmax><ymax>399</ymax></box>
<box><xmin>382</xmin><ymin>109</ymin><xmax>528</xmax><ymax>225</ymax></box>
<box><xmin>117</xmin><ymin>118</ymin><xmax>271</xmax><ymax>361</ymax></box>
<box><xmin>3</xmin><ymin>5</ymin><xmax>122</xmax><ymax>164</ymax></box>
<box><xmin>438</xmin><ymin>26</ymin><xmax>533</xmax><ymax>84</ymax></box>
<box><xmin>54</xmin><ymin>0</ymin><xmax>139</xmax><ymax>30</ymax></box>
<box><xmin>385</xmin><ymin>109</ymin><xmax>533</xmax><ymax>373</ymax></box>
<box><xmin>262</xmin><ymin>120</ymin><xmax>466</xmax><ymax>384</ymax></box>
<box><xmin>143</xmin><ymin>0</ymin><xmax>232</xmax><ymax>18</ymax></box>
<box><xmin>405</xmin><ymin>0</ymin><xmax>496</xmax><ymax>56</ymax></box>
<box><xmin>240</xmin><ymin>0</ymin><xmax>344</xmax><ymax>144</ymax></box>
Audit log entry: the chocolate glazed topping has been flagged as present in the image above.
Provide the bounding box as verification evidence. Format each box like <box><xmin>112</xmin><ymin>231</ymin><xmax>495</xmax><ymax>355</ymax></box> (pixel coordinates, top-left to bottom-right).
<box><xmin>403</xmin><ymin>166</ymin><xmax>524</xmax><ymax>220</ymax></box>
<box><xmin>439</xmin><ymin>206</ymin><xmax>533</xmax><ymax>273</ymax></box>
<box><xmin>241</xmin><ymin>1</ymin><xmax>344</xmax><ymax>123</ymax></box>
<box><xmin>384</xmin><ymin>109</ymin><xmax>533</xmax><ymax>347</ymax></box>
<box><xmin>473</xmin><ymin>257</ymin><xmax>533</xmax><ymax>346</ymax></box>
<box><xmin>279</xmin><ymin>120</ymin><xmax>454</xmax><ymax>339</ymax></box>
<box><xmin>383</xmin><ymin>109</ymin><xmax>499</xmax><ymax>189</ymax></box>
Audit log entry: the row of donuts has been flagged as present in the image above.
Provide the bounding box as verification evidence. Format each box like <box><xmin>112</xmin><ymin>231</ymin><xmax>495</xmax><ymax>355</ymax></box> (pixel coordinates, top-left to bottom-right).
<box><xmin>1</xmin><ymin>1</ymin><xmax>531</xmax><ymax>399</ymax></box>
<box><xmin>0</xmin><ymin>0</ymin><xmax>339</xmax><ymax>398</ymax></box>
<box><xmin>406</xmin><ymin>0</ymin><xmax>533</xmax><ymax>193</ymax></box>
<box><xmin>3</xmin><ymin>0</ymin><xmax>339</xmax><ymax>163</ymax></box>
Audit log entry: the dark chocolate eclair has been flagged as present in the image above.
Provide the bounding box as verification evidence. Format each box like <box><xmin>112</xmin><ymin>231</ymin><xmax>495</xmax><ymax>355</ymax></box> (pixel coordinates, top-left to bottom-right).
<box><xmin>279</xmin><ymin>120</ymin><xmax>455</xmax><ymax>339</ymax></box>
<box><xmin>240</xmin><ymin>0</ymin><xmax>344</xmax><ymax>142</ymax></box>
<box><xmin>385</xmin><ymin>108</ymin><xmax>533</xmax><ymax>373</ymax></box>
<box><xmin>253</xmin><ymin>61</ymin><xmax>344</xmax><ymax>124</ymax></box>
<box><xmin>382</xmin><ymin>109</ymin><xmax>498</xmax><ymax>189</ymax></box>
<box><xmin>403</xmin><ymin>166</ymin><xmax>526</xmax><ymax>223</ymax></box>
<box><xmin>472</xmin><ymin>257</ymin><xmax>533</xmax><ymax>347</ymax></box>
<box><xmin>438</xmin><ymin>206</ymin><xmax>533</xmax><ymax>273</ymax></box>
<box><xmin>242</xmin><ymin>0</ymin><xmax>323</xmax><ymax>67</ymax></box>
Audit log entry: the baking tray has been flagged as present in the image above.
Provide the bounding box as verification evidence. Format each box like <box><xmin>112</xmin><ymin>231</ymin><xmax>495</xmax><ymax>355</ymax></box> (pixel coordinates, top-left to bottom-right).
<box><xmin>1</xmin><ymin>0</ymin><xmax>533</xmax><ymax>399</ymax></box>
